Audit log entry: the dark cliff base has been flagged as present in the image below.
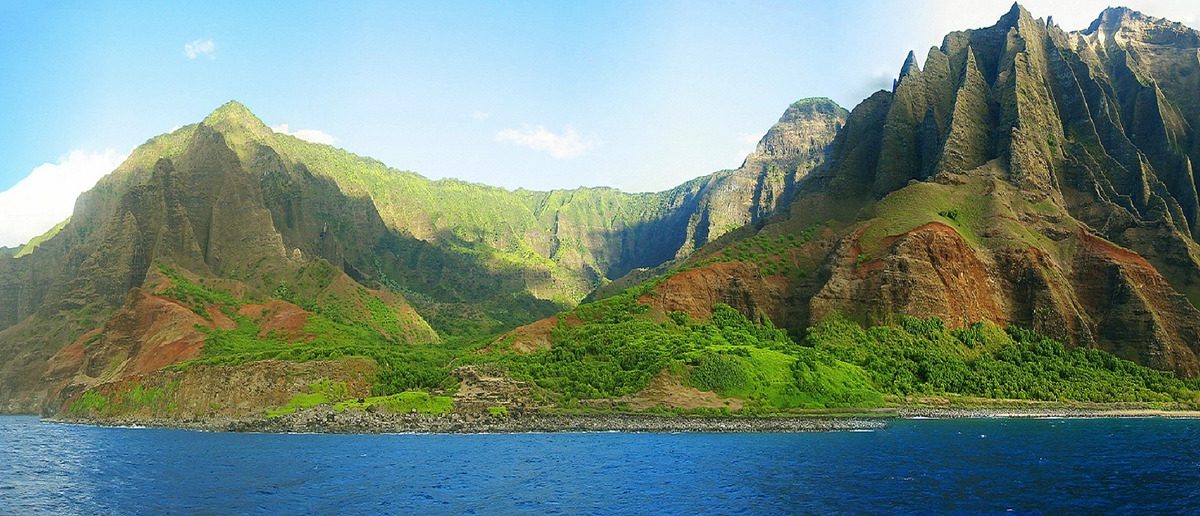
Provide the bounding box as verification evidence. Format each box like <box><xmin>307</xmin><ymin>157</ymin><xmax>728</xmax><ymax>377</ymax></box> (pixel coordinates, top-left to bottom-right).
<box><xmin>49</xmin><ymin>409</ymin><xmax>888</xmax><ymax>433</ymax></box>
<box><xmin>45</xmin><ymin>405</ymin><xmax>1200</xmax><ymax>434</ymax></box>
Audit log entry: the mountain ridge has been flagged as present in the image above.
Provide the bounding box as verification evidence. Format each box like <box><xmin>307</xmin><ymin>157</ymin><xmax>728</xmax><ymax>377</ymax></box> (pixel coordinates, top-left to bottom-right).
<box><xmin>0</xmin><ymin>95</ymin><xmax>845</xmax><ymax>412</ymax></box>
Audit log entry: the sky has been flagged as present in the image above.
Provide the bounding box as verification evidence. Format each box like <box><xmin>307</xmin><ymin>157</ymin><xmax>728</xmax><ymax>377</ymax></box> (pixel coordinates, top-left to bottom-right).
<box><xmin>0</xmin><ymin>0</ymin><xmax>1197</xmax><ymax>247</ymax></box>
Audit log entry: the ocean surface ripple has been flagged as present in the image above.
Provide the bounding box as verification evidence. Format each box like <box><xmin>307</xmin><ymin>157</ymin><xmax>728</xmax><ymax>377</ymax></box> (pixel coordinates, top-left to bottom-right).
<box><xmin>3</xmin><ymin>416</ymin><xmax>1199</xmax><ymax>514</ymax></box>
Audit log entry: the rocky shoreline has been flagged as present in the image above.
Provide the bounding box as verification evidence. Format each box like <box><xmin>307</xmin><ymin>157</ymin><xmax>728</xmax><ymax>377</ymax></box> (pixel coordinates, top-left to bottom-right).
<box><xmin>50</xmin><ymin>407</ymin><xmax>889</xmax><ymax>434</ymax></box>
<box><xmin>897</xmin><ymin>407</ymin><xmax>1200</xmax><ymax>419</ymax></box>
<box><xmin>44</xmin><ymin>406</ymin><xmax>1200</xmax><ymax>434</ymax></box>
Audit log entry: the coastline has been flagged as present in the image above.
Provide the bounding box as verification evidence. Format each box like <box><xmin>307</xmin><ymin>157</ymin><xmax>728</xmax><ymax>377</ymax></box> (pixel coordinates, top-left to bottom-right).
<box><xmin>48</xmin><ymin>408</ymin><xmax>888</xmax><ymax>434</ymax></box>
<box><xmin>40</xmin><ymin>405</ymin><xmax>1200</xmax><ymax>434</ymax></box>
<box><xmin>897</xmin><ymin>407</ymin><xmax>1200</xmax><ymax>419</ymax></box>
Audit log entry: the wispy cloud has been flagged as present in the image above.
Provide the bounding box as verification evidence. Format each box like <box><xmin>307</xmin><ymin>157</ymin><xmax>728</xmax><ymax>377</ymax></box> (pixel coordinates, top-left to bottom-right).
<box><xmin>471</xmin><ymin>111</ymin><xmax>491</xmax><ymax>121</ymax></box>
<box><xmin>735</xmin><ymin>132</ymin><xmax>762</xmax><ymax>160</ymax></box>
<box><xmin>271</xmin><ymin>124</ymin><xmax>337</xmax><ymax>145</ymax></box>
<box><xmin>184</xmin><ymin>38</ymin><xmax>216</xmax><ymax>60</ymax></box>
<box><xmin>0</xmin><ymin>150</ymin><xmax>127</xmax><ymax>248</ymax></box>
<box><xmin>495</xmin><ymin>125</ymin><xmax>598</xmax><ymax>159</ymax></box>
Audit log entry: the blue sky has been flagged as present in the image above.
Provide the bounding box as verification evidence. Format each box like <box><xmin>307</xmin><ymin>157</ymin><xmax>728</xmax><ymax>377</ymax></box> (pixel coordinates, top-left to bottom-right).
<box><xmin>0</xmin><ymin>0</ymin><xmax>1197</xmax><ymax>246</ymax></box>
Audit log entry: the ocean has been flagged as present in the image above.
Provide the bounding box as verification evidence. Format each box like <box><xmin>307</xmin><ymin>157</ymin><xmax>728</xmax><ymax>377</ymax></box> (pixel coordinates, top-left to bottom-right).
<box><xmin>3</xmin><ymin>415</ymin><xmax>1199</xmax><ymax>514</ymax></box>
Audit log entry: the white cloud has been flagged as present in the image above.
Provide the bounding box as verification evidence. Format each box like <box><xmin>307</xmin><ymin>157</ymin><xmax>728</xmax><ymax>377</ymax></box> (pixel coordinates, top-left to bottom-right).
<box><xmin>735</xmin><ymin>132</ymin><xmax>762</xmax><ymax>160</ymax></box>
<box><xmin>184</xmin><ymin>38</ymin><xmax>216</xmax><ymax>60</ymax></box>
<box><xmin>495</xmin><ymin>125</ymin><xmax>598</xmax><ymax>159</ymax></box>
<box><xmin>270</xmin><ymin>124</ymin><xmax>337</xmax><ymax>145</ymax></box>
<box><xmin>471</xmin><ymin>111</ymin><xmax>491</xmax><ymax>121</ymax></box>
<box><xmin>0</xmin><ymin>150</ymin><xmax>127</xmax><ymax>248</ymax></box>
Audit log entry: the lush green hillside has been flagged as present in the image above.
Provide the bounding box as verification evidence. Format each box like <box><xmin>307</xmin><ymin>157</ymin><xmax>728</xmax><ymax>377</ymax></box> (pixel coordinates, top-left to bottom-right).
<box><xmin>475</xmin><ymin>287</ymin><xmax>1199</xmax><ymax>413</ymax></box>
<box><xmin>0</xmin><ymin>98</ymin><xmax>845</xmax><ymax>413</ymax></box>
<box><xmin>76</xmin><ymin>280</ymin><xmax>1198</xmax><ymax>420</ymax></box>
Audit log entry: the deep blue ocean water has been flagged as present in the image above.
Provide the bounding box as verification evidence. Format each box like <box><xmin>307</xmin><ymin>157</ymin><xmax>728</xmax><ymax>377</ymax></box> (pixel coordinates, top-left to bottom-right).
<box><xmin>3</xmin><ymin>416</ymin><xmax>1200</xmax><ymax>514</ymax></box>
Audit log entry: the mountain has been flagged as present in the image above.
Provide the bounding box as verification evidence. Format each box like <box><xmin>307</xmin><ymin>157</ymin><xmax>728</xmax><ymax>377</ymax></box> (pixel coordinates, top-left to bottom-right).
<box><xmin>565</xmin><ymin>4</ymin><xmax>1200</xmax><ymax>378</ymax></box>
<box><xmin>9</xmin><ymin>4</ymin><xmax>1200</xmax><ymax>421</ymax></box>
<box><xmin>449</xmin><ymin>4</ymin><xmax>1200</xmax><ymax>417</ymax></box>
<box><xmin>0</xmin><ymin>98</ymin><xmax>845</xmax><ymax>413</ymax></box>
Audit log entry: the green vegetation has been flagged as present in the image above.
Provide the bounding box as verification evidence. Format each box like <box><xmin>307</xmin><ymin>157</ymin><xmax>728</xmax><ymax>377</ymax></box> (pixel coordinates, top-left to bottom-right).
<box><xmin>334</xmin><ymin>391</ymin><xmax>454</xmax><ymax>415</ymax></box>
<box><xmin>139</xmin><ymin>254</ymin><xmax>1200</xmax><ymax>416</ymax></box>
<box><xmin>487</xmin><ymin>405</ymin><xmax>510</xmax><ymax>417</ymax></box>
<box><xmin>789</xmin><ymin>97</ymin><xmax>844</xmax><ymax>111</ymax></box>
<box><xmin>158</xmin><ymin>265</ymin><xmax>240</xmax><ymax>317</ymax></box>
<box><xmin>156</xmin><ymin>260</ymin><xmax>454</xmax><ymax>396</ymax></box>
<box><xmin>466</xmin><ymin>286</ymin><xmax>881</xmax><ymax>410</ymax></box>
<box><xmin>694</xmin><ymin>225</ymin><xmax>820</xmax><ymax>278</ymax></box>
<box><xmin>69</xmin><ymin>391</ymin><xmax>110</xmax><ymax>416</ymax></box>
<box><xmin>271</xmin><ymin>260</ymin><xmax>434</xmax><ymax>341</ymax></box>
<box><xmin>15</xmin><ymin>217</ymin><xmax>70</xmax><ymax>258</ymax></box>
<box><xmin>123</xmin><ymin>384</ymin><xmax>173</xmax><ymax>411</ymax></box>
<box><xmin>182</xmin><ymin>313</ymin><xmax>464</xmax><ymax>395</ymax></box>
<box><xmin>855</xmin><ymin>173</ymin><xmax>1070</xmax><ymax>263</ymax></box>
<box><xmin>790</xmin><ymin>349</ymin><xmax>885</xmax><ymax>407</ymax></box>
<box><xmin>687</xmin><ymin>346</ymin><xmax>882</xmax><ymax>410</ymax></box>
<box><xmin>190</xmin><ymin>267</ymin><xmax>1200</xmax><ymax>414</ymax></box>
<box><xmin>476</xmin><ymin>300</ymin><xmax>1199</xmax><ymax>410</ymax></box>
<box><xmin>266</xmin><ymin>380</ymin><xmax>350</xmax><ymax>417</ymax></box>
<box><xmin>68</xmin><ymin>383</ymin><xmax>177</xmax><ymax>417</ymax></box>
<box><xmin>856</xmin><ymin>179</ymin><xmax>989</xmax><ymax>257</ymax></box>
<box><xmin>807</xmin><ymin>316</ymin><xmax>1200</xmax><ymax>403</ymax></box>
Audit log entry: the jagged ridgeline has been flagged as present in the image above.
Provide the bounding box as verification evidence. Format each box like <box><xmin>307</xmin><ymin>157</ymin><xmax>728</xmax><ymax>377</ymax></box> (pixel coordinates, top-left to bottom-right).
<box><xmin>0</xmin><ymin>96</ymin><xmax>844</xmax><ymax>411</ymax></box>
<box><xmin>511</xmin><ymin>6</ymin><xmax>1200</xmax><ymax>381</ymax></box>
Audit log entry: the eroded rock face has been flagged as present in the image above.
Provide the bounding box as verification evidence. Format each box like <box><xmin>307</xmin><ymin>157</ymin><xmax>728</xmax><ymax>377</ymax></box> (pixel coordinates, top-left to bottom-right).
<box><xmin>674</xmin><ymin>99</ymin><xmax>848</xmax><ymax>257</ymax></box>
<box><xmin>1068</xmin><ymin>231</ymin><xmax>1200</xmax><ymax>376</ymax></box>
<box><xmin>811</xmin><ymin>223</ymin><xmax>1006</xmax><ymax>328</ymax></box>
<box><xmin>451</xmin><ymin>366</ymin><xmax>536</xmax><ymax>413</ymax></box>
<box><xmin>804</xmin><ymin>219</ymin><xmax>1200</xmax><ymax>377</ymax></box>
<box><xmin>57</xmin><ymin>358</ymin><xmax>376</xmax><ymax>420</ymax></box>
<box><xmin>616</xmin><ymin>369</ymin><xmax>744</xmax><ymax>411</ymax></box>
<box><xmin>639</xmin><ymin>262</ymin><xmax>789</xmax><ymax>323</ymax></box>
<box><xmin>45</xmin><ymin>289</ymin><xmax>210</xmax><ymax>386</ymax></box>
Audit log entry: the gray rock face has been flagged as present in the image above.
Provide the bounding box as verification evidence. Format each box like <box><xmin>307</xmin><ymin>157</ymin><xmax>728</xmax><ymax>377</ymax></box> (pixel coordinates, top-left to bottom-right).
<box><xmin>673</xmin><ymin>98</ymin><xmax>847</xmax><ymax>257</ymax></box>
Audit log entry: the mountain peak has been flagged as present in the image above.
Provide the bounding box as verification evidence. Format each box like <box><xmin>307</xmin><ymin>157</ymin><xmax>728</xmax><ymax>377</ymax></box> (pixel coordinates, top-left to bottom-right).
<box><xmin>739</xmin><ymin>97</ymin><xmax>846</xmax><ymax>173</ymax></box>
<box><xmin>900</xmin><ymin>50</ymin><xmax>920</xmax><ymax>75</ymax></box>
<box><xmin>1005</xmin><ymin>2</ymin><xmax>1030</xmax><ymax>20</ymax></box>
<box><xmin>1085</xmin><ymin>6</ymin><xmax>1139</xmax><ymax>33</ymax></box>
<box><xmin>202</xmin><ymin>100</ymin><xmax>270</xmax><ymax>135</ymax></box>
<box><xmin>991</xmin><ymin>2</ymin><xmax>1034</xmax><ymax>32</ymax></box>
<box><xmin>782</xmin><ymin>97</ymin><xmax>846</xmax><ymax>122</ymax></box>
<box><xmin>893</xmin><ymin>50</ymin><xmax>922</xmax><ymax>90</ymax></box>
